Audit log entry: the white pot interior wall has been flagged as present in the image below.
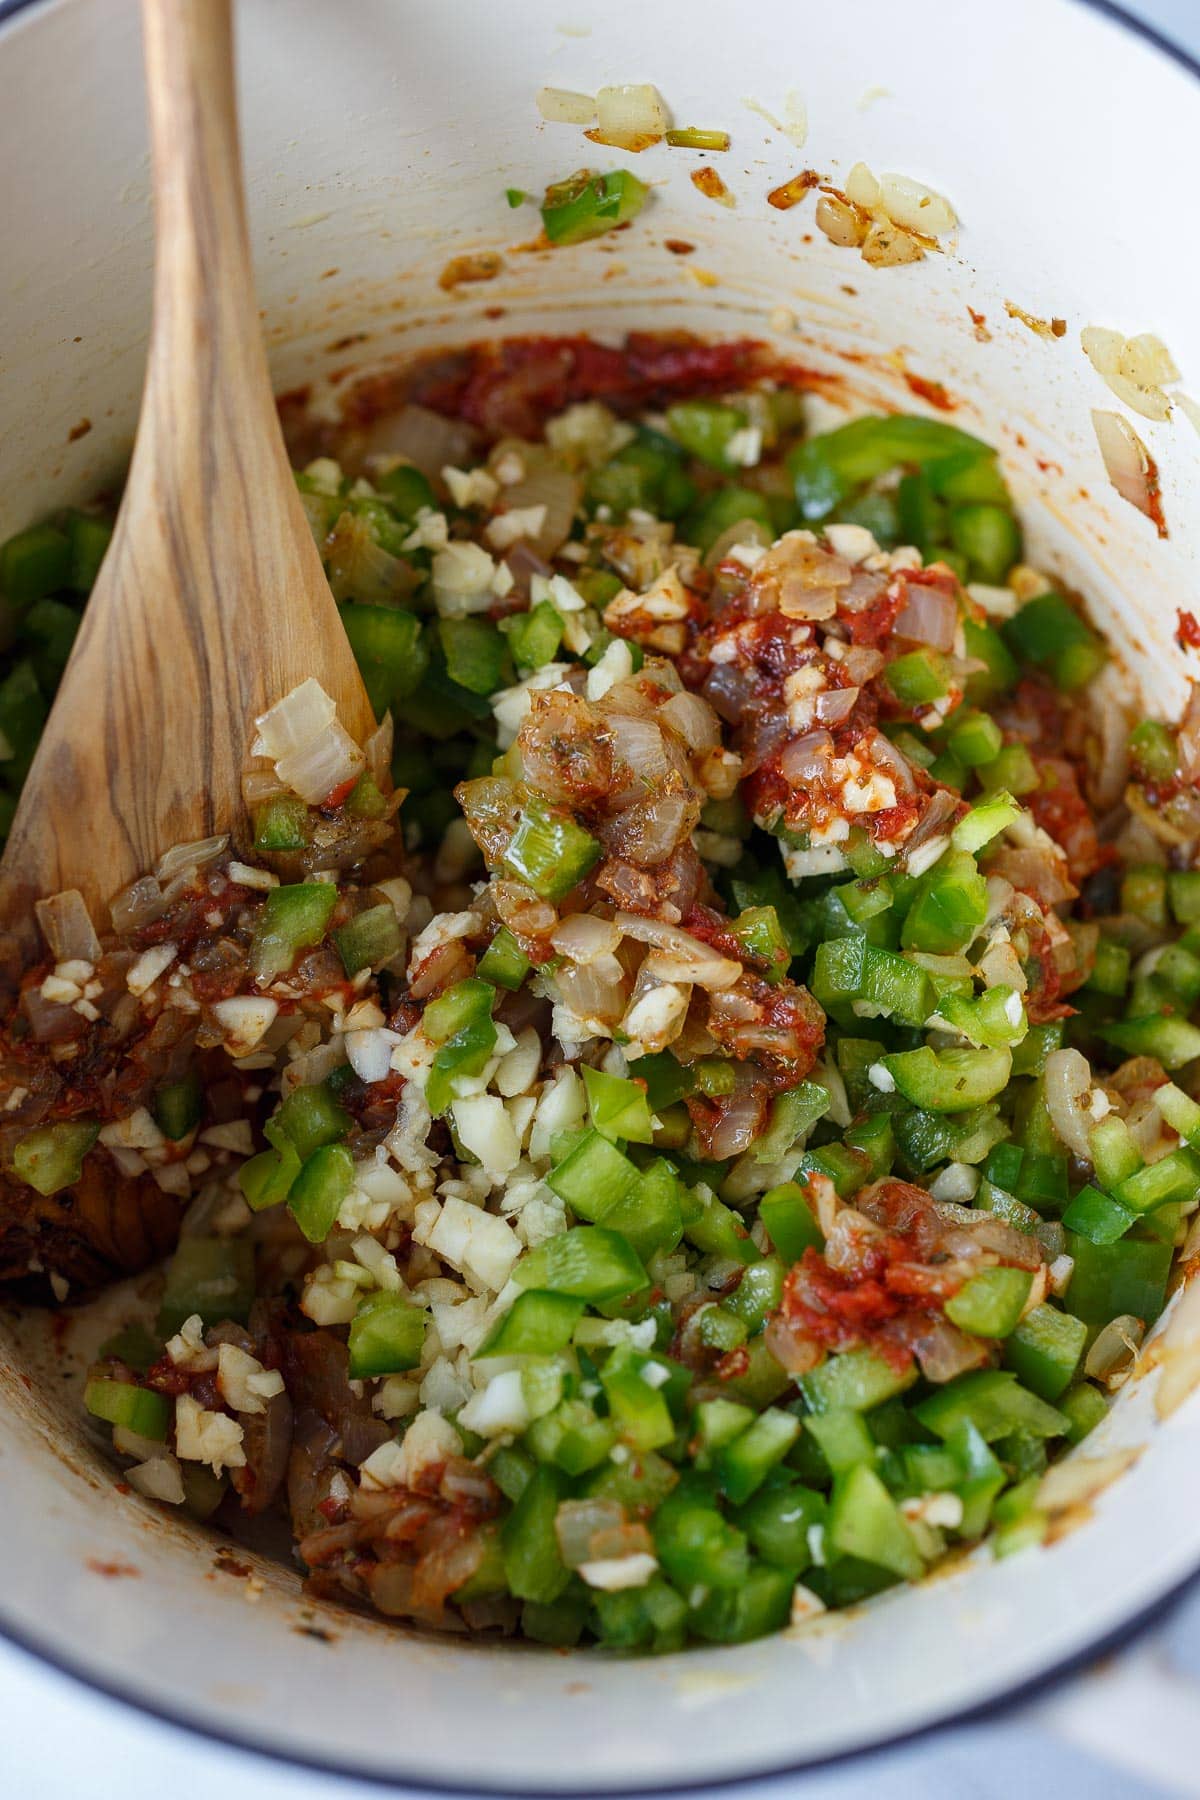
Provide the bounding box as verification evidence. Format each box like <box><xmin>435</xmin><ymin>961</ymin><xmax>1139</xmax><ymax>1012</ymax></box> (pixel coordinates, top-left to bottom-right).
<box><xmin>1</xmin><ymin>0</ymin><xmax>1200</xmax><ymax>1789</ymax></box>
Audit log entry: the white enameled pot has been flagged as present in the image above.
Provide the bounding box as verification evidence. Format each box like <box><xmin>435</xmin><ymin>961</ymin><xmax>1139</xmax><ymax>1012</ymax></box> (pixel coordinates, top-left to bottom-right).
<box><xmin>2</xmin><ymin>0</ymin><xmax>1200</xmax><ymax>1789</ymax></box>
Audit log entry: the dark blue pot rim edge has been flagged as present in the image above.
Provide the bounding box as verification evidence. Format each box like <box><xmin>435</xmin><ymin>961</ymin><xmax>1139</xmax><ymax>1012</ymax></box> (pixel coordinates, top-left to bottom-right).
<box><xmin>0</xmin><ymin>0</ymin><xmax>1197</xmax><ymax>1788</ymax></box>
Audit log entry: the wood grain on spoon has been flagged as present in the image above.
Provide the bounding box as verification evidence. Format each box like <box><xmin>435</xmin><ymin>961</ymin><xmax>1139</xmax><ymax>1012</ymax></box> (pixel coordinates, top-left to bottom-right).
<box><xmin>0</xmin><ymin>0</ymin><xmax>374</xmax><ymax>941</ymax></box>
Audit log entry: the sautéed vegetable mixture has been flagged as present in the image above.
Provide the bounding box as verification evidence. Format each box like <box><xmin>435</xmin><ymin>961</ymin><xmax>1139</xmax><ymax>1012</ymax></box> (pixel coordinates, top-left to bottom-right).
<box><xmin>1</xmin><ymin>333</ymin><xmax>1196</xmax><ymax>1651</ymax></box>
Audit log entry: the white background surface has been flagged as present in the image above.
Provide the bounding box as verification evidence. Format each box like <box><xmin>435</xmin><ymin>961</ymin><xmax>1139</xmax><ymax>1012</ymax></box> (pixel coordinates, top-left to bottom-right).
<box><xmin>4</xmin><ymin>0</ymin><xmax>1200</xmax><ymax>1795</ymax></box>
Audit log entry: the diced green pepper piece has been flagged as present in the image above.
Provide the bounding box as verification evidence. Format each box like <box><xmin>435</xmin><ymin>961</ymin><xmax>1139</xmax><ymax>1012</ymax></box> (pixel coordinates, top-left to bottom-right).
<box><xmin>1003</xmin><ymin>591</ymin><xmax>1106</xmax><ymax>691</ymax></box>
<box><xmin>689</xmin><ymin>1563</ymin><xmax>794</xmax><ymax>1645</ymax></box>
<box><xmin>582</xmin><ymin>1065</ymin><xmax>655</xmax><ymax>1145</ymax></box>
<box><xmin>274</xmin><ymin>1083</ymin><xmax>351</xmax><ymax>1162</ymax></box>
<box><xmin>1003</xmin><ymin>1304</ymin><xmax>1087</xmax><ymax>1401</ymax></box>
<box><xmin>158</xmin><ymin>1236</ymin><xmax>255</xmax><ymax>1335</ymax></box>
<box><xmin>84</xmin><ymin>1378</ymin><xmax>170</xmax><ymax>1440</ymax></box>
<box><xmin>348</xmin><ymin>1292</ymin><xmax>427</xmax><ymax>1377</ymax></box>
<box><xmin>683</xmin><ymin>486</ymin><xmax>775</xmax><ymax>555</ymax></box>
<box><xmin>0</xmin><ymin>521</ymin><xmax>71</xmax><ymax>602</ymax></box>
<box><xmin>504</xmin><ymin>795</ymin><xmax>601</xmax><ymax>902</ymax></box>
<box><xmin>937</xmin><ymin>984</ymin><xmax>1027</xmax><ymax>1050</ymax></box>
<box><xmin>886</xmin><ymin>648</ymin><xmax>950</xmax><ymax>707</ymax></box>
<box><xmin>288</xmin><ymin>1143</ymin><xmax>354</xmax><ymax>1243</ymax></box>
<box><xmin>238</xmin><ymin>1137</ymin><xmax>301</xmax><ymax>1213</ymax></box>
<box><xmin>715</xmin><ymin>1408</ymin><xmax>801</xmax><ymax>1504</ymax></box>
<box><xmin>1060</xmin><ymin>1184</ymin><xmax>1134</xmax><ymax>1245</ymax></box>
<box><xmin>11</xmin><ymin>1119</ymin><xmax>99</xmax><ymax>1196</ymax></box>
<box><xmin>1128</xmin><ymin>718</ymin><xmax>1179</xmax><ymax>783</ymax></box>
<box><xmin>65</xmin><ymin>510</ymin><xmax>114</xmax><ymax>592</ymax></box>
<box><xmin>962</xmin><ymin>616</ymin><xmax>1018</xmax><ymax>703</ymax></box>
<box><xmin>948</xmin><ymin>708</ymin><xmax>1004</xmax><ymax>769</ymax></box>
<box><xmin>342</xmin><ymin>605</ymin><xmax>427</xmax><ymax>716</ymax></box>
<box><xmin>506</xmin><ymin>601</ymin><xmax>565</xmax><ymax>672</ymax></box>
<box><xmin>801</xmin><ymin>1347</ymin><xmax>917</xmax><ymax>1414</ymax></box>
<box><xmin>1101</xmin><ymin>1015</ymin><xmax>1200</xmax><ymax>1065</ymax></box>
<box><xmin>1155</xmin><ymin>1081</ymin><xmax>1200</xmax><ymax>1145</ymax></box>
<box><xmin>541</xmin><ymin>168</ymin><xmax>649</xmax><ymax>245</ymax></box>
<box><xmin>1113</xmin><ymin>1145</ymin><xmax>1200</xmax><ymax>1214</ymax></box>
<box><xmin>951</xmin><ymin>790</ymin><xmax>1020</xmax><ymax>854</ymax></box>
<box><xmin>728</xmin><ymin>904</ymin><xmax>790</xmax><ymax>983</ymax></box>
<box><xmin>666</xmin><ymin>399</ymin><xmax>748</xmax><ymax>472</ymax></box>
<box><xmin>98</xmin><ymin>1323</ymin><xmax>162</xmax><ymax>1373</ymax></box>
<box><xmin>681</xmin><ymin>1184</ymin><xmax>756</xmax><ymax>1262</ymax></box>
<box><xmin>522</xmin><ymin>1591</ymin><xmax>590</xmax><ymax>1648</ymax></box>
<box><xmin>548</xmin><ymin>1128</ymin><xmax>640</xmax><ymax>1221</ymax></box>
<box><xmin>944</xmin><ymin>1266</ymin><xmax>1033</xmax><ymax>1337</ymax></box>
<box><xmin>737</xmin><ymin>1481</ymin><xmax>827</xmax><ymax>1571</ymax></box>
<box><xmin>901</xmin><ymin>850</ymin><xmax>988</xmax><ymax>955</ymax></box>
<box><xmin>883</xmin><ymin>1044</ymin><xmax>1012</xmax><ymax>1113</ymax></box>
<box><xmin>477</xmin><ymin>1290</ymin><xmax>585</xmax><ymax>1358</ymax></box>
<box><xmin>949</xmin><ymin>503</ymin><xmax>1021</xmax><ymax>584</ymax></box>
<box><xmin>151</xmin><ymin>1072</ymin><xmax>203</xmax><ymax>1143</ymax></box>
<box><xmin>760</xmin><ymin>1180</ymin><xmax>824</xmax><ymax>1261</ymax></box>
<box><xmin>915</xmin><ymin>1370</ymin><xmax>1069</xmax><ymax>1443</ymax></box>
<box><xmin>600</xmin><ymin>1158</ymin><xmax>683</xmax><ymax>1262</ymax></box>
<box><xmin>636</xmin><ymin>1051</ymin><xmax>696</xmax><ymax>1112</ymax></box>
<box><xmin>654</xmin><ymin>1480</ymin><xmax>750</xmax><ymax>1589</ymax></box>
<box><xmin>694</xmin><ymin>1397</ymin><xmax>755</xmax><ymax>1463</ymax></box>
<box><xmin>514</xmin><ymin>1226</ymin><xmax>646</xmax><ymax>1302</ymax></box>
<box><xmin>752</xmin><ymin>1081</ymin><xmax>831</xmax><ymax>1165</ymax></box>
<box><xmin>947</xmin><ymin>1419</ymin><xmax>1006</xmax><ymax>1539</ymax></box>
<box><xmin>1065</xmin><ymin>1232</ymin><xmax>1172</xmax><ymax>1326</ymax></box>
<box><xmin>1085</xmin><ymin>939</ymin><xmax>1131</xmax><ymax>998</ymax></box>
<box><xmin>22</xmin><ymin>596</ymin><xmax>79</xmax><ymax>686</ymax></box>
<box><xmin>788</xmin><ymin>414</ymin><xmax>996</xmax><ymax>523</ymax></box>
<box><xmin>599</xmin><ymin>1345</ymin><xmax>675</xmax><ymax>1452</ymax></box>
<box><xmin>334</xmin><ymin>903</ymin><xmax>403</xmax><ymax>977</ymax></box>
<box><xmin>828</xmin><ymin>1464</ymin><xmax>924</xmax><ymax>1579</ymax></box>
<box><xmin>805</xmin><ymin>1407</ymin><xmax>875</xmax><ymax>1476</ymax></box>
<box><xmin>250</xmin><ymin>882</ymin><xmax>338</xmax><ymax>981</ymax></box>
<box><xmin>525</xmin><ymin>1398</ymin><xmax>617</xmax><ymax>1475</ymax></box>
<box><xmin>977</xmin><ymin>742</ymin><xmax>1039</xmax><ymax>798</ymax></box>
<box><xmin>723</xmin><ymin>1257</ymin><xmax>785</xmax><ymax>1334</ymax></box>
<box><xmin>476</xmin><ymin>926</ymin><xmax>531</xmax><ymax>991</ymax></box>
<box><xmin>1059</xmin><ymin>1382</ymin><xmax>1109</xmax><ymax>1444</ymax></box>
<box><xmin>1167</xmin><ymin>869</ymin><xmax>1200</xmax><ymax>926</ymax></box>
<box><xmin>810</xmin><ymin>935</ymin><xmax>932</xmax><ymax>1028</ymax></box>
<box><xmin>438</xmin><ymin>616</ymin><xmax>508</xmax><ymax>697</ymax></box>
<box><xmin>375</xmin><ymin>462</ymin><xmax>436</xmax><ymax>518</ymax></box>
<box><xmin>501</xmin><ymin>1465</ymin><xmax>570</xmax><ymax>1603</ymax></box>
<box><xmin>253</xmin><ymin>794</ymin><xmax>310</xmax><ymax>852</ymax></box>
<box><xmin>593</xmin><ymin>1576</ymin><xmax>688</xmax><ymax>1654</ymax></box>
<box><xmin>0</xmin><ymin>659</ymin><xmax>47</xmax><ymax>779</ymax></box>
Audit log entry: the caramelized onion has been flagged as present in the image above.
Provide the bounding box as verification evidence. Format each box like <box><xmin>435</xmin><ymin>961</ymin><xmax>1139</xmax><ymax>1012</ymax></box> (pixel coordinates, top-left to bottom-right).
<box><xmin>894</xmin><ymin>582</ymin><xmax>958</xmax><ymax>650</ymax></box>
<box><xmin>780</xmin><ymin>730</ymin><xmax>834</xmax><ymax>784</ymax></box>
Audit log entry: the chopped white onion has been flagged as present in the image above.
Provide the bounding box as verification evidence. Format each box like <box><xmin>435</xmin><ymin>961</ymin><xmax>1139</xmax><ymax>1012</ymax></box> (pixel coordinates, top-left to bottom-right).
<box><xmin>1091</xmin><ymin>409</ymin><xmax>1159</xmax><ymax>526</ymax></box>
<box><xmin>877</xmin><ymin>171</ymin><xmax>956</xmax><ymax>236</ymax></box>
<box><xmin>1084</xmin><ymin>1313</ymin><xmax>1143</xmax><ymax>1383</ymax></box>
<box><xmin>535</xmin><ymin>86</ymin><xmax>597</xmax><ymax>124</ymax></box>
<box><xmin>844</xmin><ymin>162</ymin><xmax>881</xmax><ymax>209</ymax></box>
<box><xmin>1044</xmin><ymin>1047</ymin><xmax>1099</xmax><ymax>1159</ymax></box>
<box><xmin>35</xmin><ymin>890</ymin><xmax>101</xmax><ymax>965</ymax></box>
<box><xmin>1083</xmin><ymin>326</ymin><xmax>1174</xmax><ymax>421</ymax></box>
<box><xmin>590</xmin><ymin>83</ymin><xmax>670</xmax><ymax>150</ymax></box>
<box><xmin>550</xmin><ymin>914</ymin><xmax>623</xmax><ymax>964</ymax></box>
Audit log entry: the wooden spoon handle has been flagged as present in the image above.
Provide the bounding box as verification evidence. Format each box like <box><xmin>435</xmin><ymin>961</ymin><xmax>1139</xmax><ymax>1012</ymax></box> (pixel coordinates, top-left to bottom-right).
<box><xmin>0</xmin><ymin>0</ymin><xmax>372</xmax><ymax>936</ymax></box>
<box><xmin>133</xmin><ymin>0</ymin><xmax>374</xmax><ymax>743</ymax></box>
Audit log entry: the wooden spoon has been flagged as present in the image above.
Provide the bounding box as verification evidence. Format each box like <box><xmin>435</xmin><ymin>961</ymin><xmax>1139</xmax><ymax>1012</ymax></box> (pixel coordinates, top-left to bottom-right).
<box><xmin>0</xmin><ymin>0</ymin><xmax>374</xmax><ymax>943</ymax></box>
